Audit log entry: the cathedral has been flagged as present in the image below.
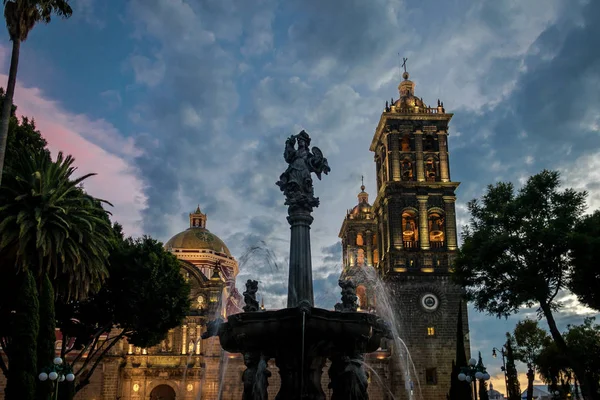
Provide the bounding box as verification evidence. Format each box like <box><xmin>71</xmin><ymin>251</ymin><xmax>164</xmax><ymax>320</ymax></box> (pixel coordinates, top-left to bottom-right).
<box><xmin>0</xmin><ymin>69</ymin><xmax>469</xmax><ymax>400</ymax></box>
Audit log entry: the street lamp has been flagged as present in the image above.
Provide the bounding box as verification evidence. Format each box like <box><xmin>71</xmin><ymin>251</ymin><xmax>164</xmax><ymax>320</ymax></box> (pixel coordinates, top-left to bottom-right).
<box><xmin>458</xmin><ymin>357</ymin><xmax>491</xmax><ymax>400</ymax></box>
<box><xmin>492</xmin><ymin>346</ymin><xmax>509</xmax><ymax>394</ymax></box>
<box><xmin>38</xmin><ymin>357</ymin><xmax>75</xmax><ymax>400</ymax></box>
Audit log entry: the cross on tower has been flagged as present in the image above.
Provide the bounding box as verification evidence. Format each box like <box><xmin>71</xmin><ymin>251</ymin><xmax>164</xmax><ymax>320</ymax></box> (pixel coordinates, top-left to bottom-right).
<box><xmin>402</xmin><ymin>57</ymin><xmax>408</xmax><ymax>73</ymax></box>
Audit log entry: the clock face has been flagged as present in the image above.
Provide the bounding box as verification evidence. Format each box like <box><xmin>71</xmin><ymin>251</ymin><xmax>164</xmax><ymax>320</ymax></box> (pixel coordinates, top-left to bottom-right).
<box><xmin>421</xmin><ymin>293</ymin><xmax>439</xmax><ymax>311</ymax></box>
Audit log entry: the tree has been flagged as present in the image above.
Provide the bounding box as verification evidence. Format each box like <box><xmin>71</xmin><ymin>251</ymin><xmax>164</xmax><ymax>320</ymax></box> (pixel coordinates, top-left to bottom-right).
<box><xmin>0</xmin><ymin>150</ymin><xmax>114</xmax><ymax>300</ymax></box>
<box><xmin>569</xmin><ymin>210</ymin><xmax>600</xmax><ymax>311</ymax></box>
<box><xmin>3</xmin><ymin>270</ymin><xmax>40</xmax><ymax>400</ymax></box>
<box><xmin>36</xmin><ymin>273</ymin><xmax>56</xmax><ymax>400</ymax></box>
<box><xmin>0</xmin><ymin>0</ymin><xmax>72</xmax><ymax>184</ymax></box>
<box><xmin>55</xmin><ymin>232</ymin><xmax>190</xmax><ymax>398</ymax></box>
<box><xmin>477</xmin><ymin>352</ymin><xmax>490</xmax><ymax>400</ymax></box>
<box><xmin>447</xmin><ymin>303</ymin><xmax>472</xmax><ymax>400</ymax></box>
<box><xmin>563</xmin><ymin>318</ymin><xmax>600</xmax><ymax>398</ymax></box>
<box><xmin>505</xmin><ymin>334</ymin><xmax>521</xmax><ymax>400</ymax></box>
<box><xmin>513</xmin><ymin>319</ymin><xmax>551</xmax><ymax>400</ymax></box>
<box><xmin>452</xmin><ymin>170</ymin><xmax>595</xmax><ymax>399</ymax></box>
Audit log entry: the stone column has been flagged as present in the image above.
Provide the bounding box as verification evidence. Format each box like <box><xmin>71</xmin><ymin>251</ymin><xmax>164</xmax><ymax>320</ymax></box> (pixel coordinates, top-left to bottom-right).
<box><xmin>366</xmin><ymin>230</ymin><xmax>373</xmax><ymax>267</ymax></box>
<box><xmin>417</xmin><ymin>195</ymin><xmax>430</xmax><ymax>250</ymax></box>
<box><xmin>438</xmin><ymin>131</ymin><xmax>450</xmax><ymax>182</ymax></box>
<box><xmin>390</xmin><ymin>133</ymin><xmax>401</xmax><ymax>181</ymax></box>
<box><xmin>167</xmin><ymin>329</ymin><xmax>174</xmax><ymax>352</ymax></box>
<box><xmin>443</xmin><ymin>196</ymin><xmax>458</xmax><ymax>250</ymax></box>
<box><xmin>287</xmin><ymin>211</ymin><xmax>315</xmax><ymax>308</ymax></box>
<box><xmin>414</xmin><ymin>130</ymin><xmax>425</xmax><ymax>182</ymax></box>
<box><xmin>181</xmin><ymin>325</ymin><xmax>188</xmax><ymax>355</ymax></box>
<box><xmin>195</xmin><ymin>325</ymin><xmax>202</xmax><ymax>354</ymax></box>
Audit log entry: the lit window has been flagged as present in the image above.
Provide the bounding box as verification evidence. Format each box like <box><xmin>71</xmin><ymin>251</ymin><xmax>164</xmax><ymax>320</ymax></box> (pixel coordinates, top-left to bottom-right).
<box><xmin>427</xmin><ymin>327</ymin><xmax>435</xmax><ymax>336</ymax></box>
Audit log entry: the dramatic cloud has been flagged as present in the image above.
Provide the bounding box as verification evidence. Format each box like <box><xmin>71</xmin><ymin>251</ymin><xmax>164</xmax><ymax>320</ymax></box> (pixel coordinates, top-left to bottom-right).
<box><xmin>6</xmin><ymin>0</ymin><xmax>600</xmax><ymax>390</ymax></box>
<box><xmin>0</xmin><ymin>48</ymin><xmax>146</xmax><ymax>236</ymax></box>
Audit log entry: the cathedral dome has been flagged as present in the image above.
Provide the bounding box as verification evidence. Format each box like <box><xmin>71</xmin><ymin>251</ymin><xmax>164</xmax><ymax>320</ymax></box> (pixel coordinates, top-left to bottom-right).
<box><xmin>164</xmin><ymin>205</ymin><xmax>232</xmax><ymax>257</ymax></box>
<box><xmin>165</xmin><ymin>228</ymin><xmax>232</xmax><ymax>256</ymax></box>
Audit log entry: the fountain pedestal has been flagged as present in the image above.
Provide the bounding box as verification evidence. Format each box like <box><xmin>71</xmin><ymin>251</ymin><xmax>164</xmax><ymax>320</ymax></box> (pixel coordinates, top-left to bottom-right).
<box><xmin>204</xmin><ymin>131</ymin><xmax>391</xmax><ymax>399</ymax></box>
<box><xmin>287</xmin><ymin>211</ymin><xmax>314</xmax><ymax>308</ymax></box>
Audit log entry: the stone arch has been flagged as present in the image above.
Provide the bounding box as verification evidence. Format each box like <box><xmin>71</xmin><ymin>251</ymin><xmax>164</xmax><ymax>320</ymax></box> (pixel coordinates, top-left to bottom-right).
<box><xmin>356</xmin><ymin>232</ymin><xmax>364</xmax><ymax>246</ymax></box>
<box><xmin>401</xmin><ymin>208</ymin><xmax>419</xmax><ymax>248</ymax></box>
<box><xmin>401</xmin><ymin>133</ymin><xmax>411</xmax><ymax>152</ymax></box>
<box><xmin>424</xmin><ymin>155</ymin><xmax>439</xmax><ymax>182</ymax></box>
<box><xmin>427</xmin><ymin>209</ymin><xmax>446</xmax><ymax>246</ymax></box>
<box><xmin>401</xmin><ymin>156</ymin><xmax>415</xmax><ymax>181</ymax></box>
<box><xmin>148</xmin><ymin>382</ymin><xmax>178</xmax><ymax>400</ymax></box>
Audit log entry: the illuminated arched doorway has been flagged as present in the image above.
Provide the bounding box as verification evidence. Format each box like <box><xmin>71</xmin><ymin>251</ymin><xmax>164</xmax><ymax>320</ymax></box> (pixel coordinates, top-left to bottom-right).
<box><xmin>150</xmin><ymin>384</ymin><xmax>176</xmax><ymax>400</ymax></box>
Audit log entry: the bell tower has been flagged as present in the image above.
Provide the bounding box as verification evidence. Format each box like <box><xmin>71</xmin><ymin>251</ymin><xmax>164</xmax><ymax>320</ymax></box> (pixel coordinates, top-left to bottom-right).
<box><xmin>369</xmin><ymin>66</ymin><xmax>470</xmax><ymax>399</ymax></box>
<box><xmin>338</xmin><ymin>178</ymin><xmax>378</xmax><ymax>311</ymax></box>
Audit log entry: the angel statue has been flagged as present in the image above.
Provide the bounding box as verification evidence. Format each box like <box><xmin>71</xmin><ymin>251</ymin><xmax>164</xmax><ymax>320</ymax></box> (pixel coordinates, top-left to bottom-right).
<box><xmin>276</xmin><ymin>130</ymin><xmax>331</xmax><ymax>213</ymax></box>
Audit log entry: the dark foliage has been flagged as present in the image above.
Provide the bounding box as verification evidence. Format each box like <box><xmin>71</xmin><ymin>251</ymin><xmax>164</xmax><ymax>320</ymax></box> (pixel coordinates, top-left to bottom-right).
<box><xmin>569</xmin><ymin>210</ymin><xmax>600</xmax><ymax>311</ymax></box>
<box><xmin>4</xmin><ymin>271</ymin><xmax>40</xmax><ymax>400</ymax></box>
<box><xmin>56</xmin><ymin>229</ymin><xmax>190</xmax><ymax>395</ymax></box>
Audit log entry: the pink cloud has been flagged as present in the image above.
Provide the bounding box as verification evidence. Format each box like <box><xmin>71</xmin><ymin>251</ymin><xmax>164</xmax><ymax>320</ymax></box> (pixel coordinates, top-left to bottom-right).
<box><xmin>0</xmin><ymin>72</ymin><xmax>147</xmax><ymax>237</ymax></box>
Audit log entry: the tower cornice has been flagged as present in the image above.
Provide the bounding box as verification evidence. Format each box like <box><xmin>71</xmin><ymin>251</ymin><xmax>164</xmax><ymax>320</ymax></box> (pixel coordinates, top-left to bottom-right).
<box><xmin>369</xmin><ymin>112</ymin><xmax>454</xmax><ymax>152</ymax></box>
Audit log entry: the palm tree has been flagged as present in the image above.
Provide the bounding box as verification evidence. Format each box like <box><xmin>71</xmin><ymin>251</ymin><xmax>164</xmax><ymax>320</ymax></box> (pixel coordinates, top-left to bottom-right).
<box><xmin>0</xmin><ymin>0</ymin><xmax>72</xmax><ymax>185</ymax></box>
<box><xmin>0</xmin><ymin>150</ymin><xmax>113</xmax><ymax>299</ymax></box>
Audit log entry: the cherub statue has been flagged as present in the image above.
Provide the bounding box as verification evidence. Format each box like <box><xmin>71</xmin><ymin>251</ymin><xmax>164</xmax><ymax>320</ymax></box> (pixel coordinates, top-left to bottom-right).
<box><xmin>243</xmin><ymin>279</ymin><xmax>260</xmax><ymax>312</ymax></box>
<box><xmin>276</xmin><ymin>130</ymin><xmax>331</xmax><ymax>213</ymax></box>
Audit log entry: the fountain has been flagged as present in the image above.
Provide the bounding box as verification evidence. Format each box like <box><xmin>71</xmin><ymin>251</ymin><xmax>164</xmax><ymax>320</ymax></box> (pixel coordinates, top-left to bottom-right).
<box><xmin>203</xmin><ymin>130</ymin><xmax>391</xmax><ymax>400</ymax></box>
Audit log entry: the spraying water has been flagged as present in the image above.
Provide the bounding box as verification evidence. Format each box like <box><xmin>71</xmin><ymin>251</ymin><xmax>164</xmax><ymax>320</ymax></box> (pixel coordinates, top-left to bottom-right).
<box><xmin>350</xmin><ymin>265</ymin><xmax>423</xmax><ymax>400</ymax></box>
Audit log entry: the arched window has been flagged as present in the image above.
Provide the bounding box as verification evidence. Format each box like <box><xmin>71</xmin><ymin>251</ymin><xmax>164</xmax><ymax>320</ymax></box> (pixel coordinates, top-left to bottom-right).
<box><xmin>428</xmin><ymin>212</ymin><xmax>445</xmax><ymax>248</ymax></box>
<box><xmin>401</xmin><ymin>159</ymin><xmax>414</xmax><ymax>181</ymax></box>
<box><xmin>401</xmin><ymin>134</ymin><xmax>411</xmax><ymax>151</ymax></box>
<box><xmin>373</xmin><ymin>249</ymin><xmax>379</xmax><ymax>265</ymax></box>
<box><xmin>356</xmin><ymin>233</ymin><xmax>364</xmax><ymax>246</ymax></box>
<box><xmin>425</xmin><ymin>159</ymin><xmax>437</xmax><ymax>182</ymax></box>
<box><xmin>402</xmin><ymin>211</ymin><xmax>419</xmax><ymax>248</ymax></box>
<box><xmin>357</xmin><ymin>248</ymin><xmax>365</xmax><ymax>266</ymax></box>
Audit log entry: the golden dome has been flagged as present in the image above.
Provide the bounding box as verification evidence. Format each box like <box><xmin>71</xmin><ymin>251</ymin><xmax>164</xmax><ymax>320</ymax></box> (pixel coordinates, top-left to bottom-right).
<box><xmin>165</xmin><ymin>228</ymin><xmax>232</xmax><ymax>257</ymax></box>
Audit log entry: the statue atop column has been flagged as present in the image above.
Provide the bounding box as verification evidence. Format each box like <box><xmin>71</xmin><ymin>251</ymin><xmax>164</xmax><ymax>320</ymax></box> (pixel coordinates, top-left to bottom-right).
<box><xmin>276</xmin><ymin>130</ymin><xmax>331</xmax><ymax>214</ymax></box>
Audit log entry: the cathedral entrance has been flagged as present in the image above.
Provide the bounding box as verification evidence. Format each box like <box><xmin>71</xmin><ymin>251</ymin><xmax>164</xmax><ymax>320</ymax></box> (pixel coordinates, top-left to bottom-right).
<box><xmin>149</xmin><ymin>384</ymin><xmax>176</xmax><ymax>400</ymax></box>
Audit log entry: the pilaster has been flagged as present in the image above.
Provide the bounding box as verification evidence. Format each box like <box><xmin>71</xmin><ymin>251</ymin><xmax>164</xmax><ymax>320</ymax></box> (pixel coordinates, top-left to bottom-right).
<box><xmin>417</xmin><ymin>195</ymin><xmax>430</xmax><ymax>250</ymax></box>
<box><xmin>443</xmin><ymin>196</ymin><xmax>458</xmax><ymax>250</ymax></box>
<box><xmin>438</xmin><ymin>130</ymin><xmax>450</xmax><ymax>182</ymax></box>
<box><xmin>182</xmin><ymin>325</ymin><xmax>188</xmax><ymax>355</ymax></box>
<box><xmin>390</xmin><ymin>133</ymin><xmax>401</xmax><ymax>181</ymax></box>
<box><xmin>366</xmin><ymin>230</ymin><xmax>373</xmax><ymax>267</ymax></box>
<box><xmin>414</xmin><ymin>130</ymin><xmax>425</xmax><ymax>182</ymax></box>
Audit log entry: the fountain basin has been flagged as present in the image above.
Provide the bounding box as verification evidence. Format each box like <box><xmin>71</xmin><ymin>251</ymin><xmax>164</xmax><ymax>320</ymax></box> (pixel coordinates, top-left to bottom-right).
<box><xmin>218</xmin><ymin>307</ymin><xmax>387</xmax><ymax>356</ymax></box>
<box><xmin>212</xmin><ymin>307</ymin><xmax>390</xmax><ymax>400</ymax></box>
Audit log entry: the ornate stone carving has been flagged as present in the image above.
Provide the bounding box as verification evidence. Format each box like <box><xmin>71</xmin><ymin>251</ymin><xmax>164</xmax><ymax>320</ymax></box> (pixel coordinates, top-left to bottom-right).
<box><xmin>243</xmin><ymin>280</ymin><xmax>259</xmax><ymax>312</ymax></box>
<box><xmin>334</xmin><ymin>280</ymin><xmax>358</xmax><ymax>312</ymax></box>
<box><xmin>276</xmin><ymin>130</ymin><xmax>331</xmax><ymax>214</ymax></box>
<box><xmin>328</xmin><ymin>353</ymin><xmax>368</xmax><ymax>400</ymax></box>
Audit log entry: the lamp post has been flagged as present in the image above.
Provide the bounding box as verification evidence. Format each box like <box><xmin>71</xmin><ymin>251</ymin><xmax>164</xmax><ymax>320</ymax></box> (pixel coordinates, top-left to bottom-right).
<box><xmin>492</xmin><ymin>346</ymin><xmax>509</xmax><ymax>395</ymax></box>
<box><xmin>38</xmin><ymin>357</ymin><xmax>75</xmax><ymax>400</ymax></box>
<box><xmin>458</xmin><ymin>357</ymin><xmax>491</xmax><ymax>400</ymax></box>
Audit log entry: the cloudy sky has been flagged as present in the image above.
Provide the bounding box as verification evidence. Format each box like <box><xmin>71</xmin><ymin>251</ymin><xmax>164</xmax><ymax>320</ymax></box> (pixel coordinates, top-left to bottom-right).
<box><xmin>2</xmin><ymin>0</ymin><xmax>599</xmax><ymax>395</ymax></box>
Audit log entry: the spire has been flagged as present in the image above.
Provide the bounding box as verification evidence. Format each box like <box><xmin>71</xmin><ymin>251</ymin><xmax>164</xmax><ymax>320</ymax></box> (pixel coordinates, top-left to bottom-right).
<box><xmin>358</xmin><ymin>176</ymin><xmax>369</xmax><ymax>204</ymax></box>
<box><xmin>398</xmin><ymin>57</ymin><xmax>415</xmax><ymax>98</ymax></box>
<box><xmin>189</xmin><ymin>204</ymin><xmax>207</xmax><ymax>228</ymax></box>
